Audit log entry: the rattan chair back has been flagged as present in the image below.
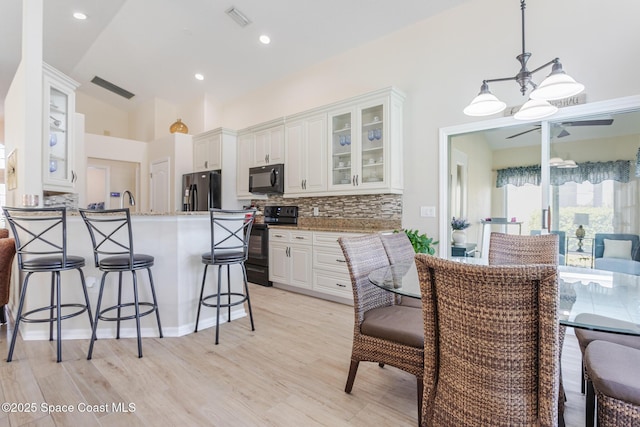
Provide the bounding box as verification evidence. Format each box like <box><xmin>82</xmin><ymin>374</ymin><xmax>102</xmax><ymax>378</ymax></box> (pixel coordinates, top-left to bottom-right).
<box><xmin>380</xmin><ymin>232</ymin><xmax>415</xmax><ymax>265</ymax></box>
<box><xmin>415</xmin><ymin>254</ymin><xmax>560</xmax><ymax>426</ymax></box>
<box><xmin>488</xmin><ymin>232</ymin><xmax>559</xmax><ymax>265</ymax></box>
<box><xmin>339</xmin><ymin>234</ymin><xmax>394</xmax><ymax>325</ymax></box>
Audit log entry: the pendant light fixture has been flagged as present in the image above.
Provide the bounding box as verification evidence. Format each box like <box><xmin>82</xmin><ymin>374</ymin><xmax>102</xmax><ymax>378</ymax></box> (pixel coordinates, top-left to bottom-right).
<box><xmin>464</xmin><ymin>0</ymin><xmax>584</xmax><ymax>120</ymax></box>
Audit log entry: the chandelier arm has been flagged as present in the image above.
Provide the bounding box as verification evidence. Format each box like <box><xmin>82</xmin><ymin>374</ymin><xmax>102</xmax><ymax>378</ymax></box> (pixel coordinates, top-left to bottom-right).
<box><xmin>483</xmin><ymin>76</ymin><xmax>519</xmax><ymax>84</ymax></box>
<box><xmin>529</xmin><ymin>58</ymin><xmax>559</xmax><ymax>76</ymax></box>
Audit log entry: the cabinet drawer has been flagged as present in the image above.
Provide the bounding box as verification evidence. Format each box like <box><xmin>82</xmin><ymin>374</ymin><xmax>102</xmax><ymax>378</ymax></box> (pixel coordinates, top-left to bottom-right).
<box><xmin>313</xmin><ymin>231</ymin><xmax>364</xmax><ymax>247</ymax></box>
<box><xmin>290</xmin><ymin>230</ymin><xmax>313</xmax><ymax>245</ymax></box>
<box><xmin>313</xmin><ymin>247</ymin><xmax>349</xmax><ymax>273</ymax></box>
<box><xmin>269</xmin><ymin>229</ymin><xmax>290</xmax><ymax>242</ymax></box>
<box><xmin>313</xmin><ymin>271</ymin><xmax>352</xmax><ymax>299</ymax></box>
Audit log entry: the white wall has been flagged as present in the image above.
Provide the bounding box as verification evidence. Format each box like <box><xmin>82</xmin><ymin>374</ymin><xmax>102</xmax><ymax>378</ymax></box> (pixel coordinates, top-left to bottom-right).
<box><xmin>76</xmin><ymin>91</ymin><xmax>129</xmax><ymax>138</ymax></box>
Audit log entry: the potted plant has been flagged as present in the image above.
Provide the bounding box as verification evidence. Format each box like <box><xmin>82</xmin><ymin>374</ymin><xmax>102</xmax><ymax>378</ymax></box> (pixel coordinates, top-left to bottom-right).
<box><xmin>398</xmin><ymin>229</ymin><xmax>439</xmax><ymax>255</ymax></box>
<box><xmin>451</xmin><ymin>217</ymin><xmax>470</xmax><ymax>247</ymax></box>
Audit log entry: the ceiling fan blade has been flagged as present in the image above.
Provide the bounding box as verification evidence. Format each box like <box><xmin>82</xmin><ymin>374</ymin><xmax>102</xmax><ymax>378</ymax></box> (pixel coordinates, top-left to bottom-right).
<box><xmin>561</xmin><ymin>119</ymin><xmax>614</xmax><ymax>127</ymax></box>
<box><xmin>506</xmin><ymin>126</ymin><xmax>540</xmax><ymax>139</ymax></box>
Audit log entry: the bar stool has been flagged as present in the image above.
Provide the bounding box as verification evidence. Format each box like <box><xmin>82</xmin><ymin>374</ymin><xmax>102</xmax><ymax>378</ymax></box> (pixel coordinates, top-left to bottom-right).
<box><xmin>194</xmin><ymin>208</ymin><xmax>256</xmax><ymax>344</ymax></box>
<box><xmin>2</xmin><ymin>207</ymin><xmax>93</xmax><ymax>363</ymax></box>
<box><xmin>79</xmin><ymin>208</ymin><xmax>162</xmax><ymax>359</ymax></box>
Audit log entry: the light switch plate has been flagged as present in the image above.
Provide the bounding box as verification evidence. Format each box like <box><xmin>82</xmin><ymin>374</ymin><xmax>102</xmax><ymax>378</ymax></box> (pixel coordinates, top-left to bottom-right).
<box><xmin>420</xmin><ymin>206</ymin><xmax>436</xmax><ymax>217</ymax></box>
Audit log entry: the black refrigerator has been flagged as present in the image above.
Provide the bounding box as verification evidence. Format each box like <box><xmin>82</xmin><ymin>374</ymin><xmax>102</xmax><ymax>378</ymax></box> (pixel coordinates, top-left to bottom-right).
<box><xmin>182</xmin><ymin>170</ymin><xmax>222</xmax><ymax>211</ymax></box>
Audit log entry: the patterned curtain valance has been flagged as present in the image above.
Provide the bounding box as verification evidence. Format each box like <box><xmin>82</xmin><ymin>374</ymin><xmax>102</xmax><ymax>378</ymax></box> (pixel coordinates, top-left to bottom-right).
<box><xmin>496</xmin><ymin>165</ymin><xmax>541</xmax><ymax>188</ymax></box>
<box><xmin>496</xmin><ymin>160</ymin><xmax>631</xmax><ymax>188</ymax></box>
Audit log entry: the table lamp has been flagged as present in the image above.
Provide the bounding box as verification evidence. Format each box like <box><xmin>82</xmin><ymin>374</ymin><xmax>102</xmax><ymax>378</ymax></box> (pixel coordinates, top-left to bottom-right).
<box><xmin>574</xmin><ymin>213</ymin><xmax>589</xmax><ymax>252</ymax></box>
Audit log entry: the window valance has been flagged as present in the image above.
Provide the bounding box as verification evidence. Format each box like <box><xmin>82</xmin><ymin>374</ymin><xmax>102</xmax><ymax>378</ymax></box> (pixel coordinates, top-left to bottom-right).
<box><xmin>496</xmin><ymin>160</ymin><xmax>631</xmax><ymax>188</ymax></box>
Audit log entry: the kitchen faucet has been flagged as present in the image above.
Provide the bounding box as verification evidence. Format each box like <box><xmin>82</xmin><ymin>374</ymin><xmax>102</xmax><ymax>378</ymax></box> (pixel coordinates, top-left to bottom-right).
<box><xmin>120</xmin><ymin>190</ymin><xmax>136</xmax><ymax>209</ymax></box>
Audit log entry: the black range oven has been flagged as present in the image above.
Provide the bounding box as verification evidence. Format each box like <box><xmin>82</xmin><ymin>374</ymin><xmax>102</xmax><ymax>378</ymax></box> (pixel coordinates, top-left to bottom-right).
<box><xmin>245</xmin><ymin>206</ymin><xmax>299</xmax><ymax>287</ymax></box>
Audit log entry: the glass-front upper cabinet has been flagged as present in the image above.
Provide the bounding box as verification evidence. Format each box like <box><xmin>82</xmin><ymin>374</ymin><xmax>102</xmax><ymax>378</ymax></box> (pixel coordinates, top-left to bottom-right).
<box><xmin>359</xmin><ymin>103</ymin><xmax>385</xmax><ymax>184</ymax></box>
<box><xmin>43</xmin><ymin>63</ymin><xmax>78</xmax><ymax>191</ymax></box>
<box><xmin>327</xmin><ymin>88</ymin><xmax>404</xmax><ymax>194</ymax></box>
<box><xmin>329</xmin><ymin>108</ymin><xmax>354</xmax><ymax>187</ymax></box>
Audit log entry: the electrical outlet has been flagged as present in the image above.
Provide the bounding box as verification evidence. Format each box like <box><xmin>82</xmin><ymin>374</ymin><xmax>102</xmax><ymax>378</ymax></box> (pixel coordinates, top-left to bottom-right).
<box><xmin>420</xmin><ymin>206</ymin><xmax>436</xmax><ymax>217</ymax></box>
<box><xmin>313</xmin><ymin>207</ymin><xmax>319</xmax><ymax>216</ymax></box>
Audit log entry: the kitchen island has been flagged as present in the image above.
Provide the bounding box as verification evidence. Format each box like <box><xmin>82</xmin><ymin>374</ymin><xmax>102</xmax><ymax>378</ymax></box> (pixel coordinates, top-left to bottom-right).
<box><xmin>12</xmin><ymin>212</ymin><xmax>248</xmax><ymax>341</ymax></box>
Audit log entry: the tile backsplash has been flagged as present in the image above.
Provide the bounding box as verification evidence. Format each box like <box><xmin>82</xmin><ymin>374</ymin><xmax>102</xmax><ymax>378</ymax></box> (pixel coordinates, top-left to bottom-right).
<box><xmin>252</xmin><ymin>194</ymin><xmax>402</xmax><ymax>220</ymax></box>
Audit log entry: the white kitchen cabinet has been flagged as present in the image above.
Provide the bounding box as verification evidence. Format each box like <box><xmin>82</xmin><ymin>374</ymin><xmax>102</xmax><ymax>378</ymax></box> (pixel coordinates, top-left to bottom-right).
<box><xmin>236</xmin><ymin>131</ymin><xmax>254</xmax><ymax>199</ymax></box>
<box><xmin>327</xmin><ymin>88</ymin><xmax>404</xmax><ymax>195</ymax></box>
<box><xmin>269</xmin><ymin>229</ymin><xmax>313</xmax><ymax>290</ymax></box>
<box><xmin>284</xmin><ymin>113</ymin><xmax>327</xmax><ymax>195</ymax></box>
<box><xmin>193</xmin><ymin>129</ymin><xmax>222</xmax><ymax>171</ymax></box>
<box><xmin>43</xmin><ymin>63</ymin><xmax>80</xmax><ymax>192</ymax></box>
<box><xmin>253</xmin><ymin>124</ymin><xmax>284</xmax><ymax>167</ymax></box>
<box><xmin>312</xmin><ymin>231</ymin><xmax>362</xmax><ymax>300</ymax></box>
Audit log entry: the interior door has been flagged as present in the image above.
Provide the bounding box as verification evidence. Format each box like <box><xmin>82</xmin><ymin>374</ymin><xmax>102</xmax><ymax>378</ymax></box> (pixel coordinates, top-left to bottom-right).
<box><xmin>150</xmin><ymin>158</ymin><xmax>170</xmax><ymax>213</ymax></box>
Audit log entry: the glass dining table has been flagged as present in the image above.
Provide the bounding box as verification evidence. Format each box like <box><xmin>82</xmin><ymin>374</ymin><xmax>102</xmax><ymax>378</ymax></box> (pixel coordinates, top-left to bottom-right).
<box><xmin>368</xmin><ymin>257</ymin><xmax>640</xmax><ymax>336</ymax></box>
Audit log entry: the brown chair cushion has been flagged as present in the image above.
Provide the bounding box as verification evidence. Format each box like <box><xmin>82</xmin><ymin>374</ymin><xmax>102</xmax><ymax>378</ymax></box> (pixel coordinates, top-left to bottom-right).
<box><xmin>399</xmin><ymin>297</ymin><xmax>422</xmax><ymax>309</ymax></box>
<box><xmin>585</xmin><ymin>340</ymin><xmax>640</xmax><ymax>406</ymax></box>
<box><xmin>574</xmin><ymin>313</ymin><xmax>640</xmax><ymax>353</ymax></box>
<box><xmin>361</xmin><ymin>305</ymin><xmax>424</xmax><ymax>348</ymax></box>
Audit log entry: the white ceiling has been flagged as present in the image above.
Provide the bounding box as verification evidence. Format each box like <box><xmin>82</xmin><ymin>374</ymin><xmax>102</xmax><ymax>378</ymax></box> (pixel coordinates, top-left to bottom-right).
<box><xmin>0</xmin><ymin>0</ymin><xmax>467</xmax><ymax>118</ymax></box>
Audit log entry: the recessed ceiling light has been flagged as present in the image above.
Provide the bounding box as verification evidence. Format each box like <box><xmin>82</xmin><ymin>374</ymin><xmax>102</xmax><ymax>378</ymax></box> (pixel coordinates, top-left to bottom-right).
<box><xmin>73</xmin><ymin>12</ymin><xmax>87</xmax><ymax>20</ymax></box>
<box><xmin>259</xmin><ymin>35</ymin><xmax>271</xmax><ymax>45</ymax></box>
<box><xmin>195</xmin><ymin>73</ymin><xmax>204</xmax><ymax>81</ymax></box>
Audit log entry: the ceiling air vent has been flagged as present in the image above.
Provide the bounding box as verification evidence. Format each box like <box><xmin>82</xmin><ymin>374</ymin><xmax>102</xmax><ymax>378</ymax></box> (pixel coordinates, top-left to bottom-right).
<box><xmin>90</xmin><ymin>76</ymin><xmax>135</xmax><ymax>100</ymax></box>
<box><xmin>225</xmin><ymin>6</ymin><xmax>252</xmax><ymax>28</ymax></box>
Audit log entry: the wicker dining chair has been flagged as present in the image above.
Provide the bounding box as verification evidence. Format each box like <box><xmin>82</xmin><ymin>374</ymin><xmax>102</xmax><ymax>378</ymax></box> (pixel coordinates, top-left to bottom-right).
<box><xmin>380</xmin><ymin>232</ymin><xmax>421</xmax><ymax>308</ymax></box>
<box><xmin>584</xmin><ymin>340</ymin><xmax>640</xmax><ymax>427</ymax></box>
<box><xmin>573</xmin><ymin>314</ymin><xmax>640</xmax><ymax>427</ymax></box>
<box><xmin>415</xmin><ymin>254</ymin><xmax>560</xmax><ymax>427</ymax></box>
<box><xmin>339</xmin><ymin>234</ymin><xmax>424</xmax><ymax>424</ymax></box>
<box><xmin>488</xmin><ymin>231</ymin><xmax>572</xmax><ymax>426</ymax></box>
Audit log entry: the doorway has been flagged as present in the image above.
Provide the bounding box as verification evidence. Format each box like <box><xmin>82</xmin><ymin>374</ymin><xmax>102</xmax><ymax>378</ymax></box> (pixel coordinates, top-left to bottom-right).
<box><xmin>87</xmin><ymin>158</ymin><xmax>139</xmax><ymax>211</ymax></box>
<box><xmin>440</xmin><ymin>96</ymin><xmax>640</xmax><ymax>260</ymax></box>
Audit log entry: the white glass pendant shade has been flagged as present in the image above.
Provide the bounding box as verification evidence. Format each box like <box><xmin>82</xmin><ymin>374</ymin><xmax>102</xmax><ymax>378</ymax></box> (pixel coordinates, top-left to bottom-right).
<box><xmin>530</xmin><ymin>62</ymin><xmax>584</xmax><ymax>101</ymax></box>
<box><xmin>513</xmin><ymin>98</ymin><xmax>558</xmax><ymax>120</ymax></box>
<box><xmin>463</xmin><ymin>83</ymin><xmax>506</xmax><ymax>116</ymax></box>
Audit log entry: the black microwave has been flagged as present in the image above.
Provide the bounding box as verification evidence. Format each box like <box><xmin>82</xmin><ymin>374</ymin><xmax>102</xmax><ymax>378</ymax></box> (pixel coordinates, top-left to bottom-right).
<box><xmin>249</xmin><ymin>163</ymin><xmax>284</xmax><ymax>194</ymax></box>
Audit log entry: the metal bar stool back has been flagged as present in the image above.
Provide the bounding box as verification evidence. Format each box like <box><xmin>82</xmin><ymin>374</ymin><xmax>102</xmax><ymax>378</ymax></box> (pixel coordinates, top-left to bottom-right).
<box><xmin>195</xmin><ymin>208</ymin><xmax>256</xmax><ymax>344</ymax></box>
<box><xmin>2</xmin><ymin>207</ymin><xmax>93</xmax><ymax>362</ymax></box>
<box><xmin>78</xmin><ymin>208</ymin><xmax>163</xmax><ymax>359</ymax></box>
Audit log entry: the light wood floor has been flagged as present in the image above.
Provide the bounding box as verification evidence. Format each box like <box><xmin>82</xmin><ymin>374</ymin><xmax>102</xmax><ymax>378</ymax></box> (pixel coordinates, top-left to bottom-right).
<box><xmin>0</xmin><ymin>284</ymin><xmax>586</xmax><ymax>426</ymax></box>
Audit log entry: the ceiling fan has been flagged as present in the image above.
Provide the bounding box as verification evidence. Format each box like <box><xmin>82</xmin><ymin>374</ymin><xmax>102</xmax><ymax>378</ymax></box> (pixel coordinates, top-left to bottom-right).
<box><xmin>506</xmin><ymin>118</ymin><xmax>614</xmax><ymax>139</ymax></box>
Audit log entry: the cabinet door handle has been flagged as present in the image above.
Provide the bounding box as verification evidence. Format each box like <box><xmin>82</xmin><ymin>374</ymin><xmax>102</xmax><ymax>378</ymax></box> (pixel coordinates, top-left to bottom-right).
<box><xmin>295</xmin><ymin>236</ymin><xmax>305</xmax><ymax>240</ymax></box>
<box><xmin>336</xmin><ymin>283</ymin><xmax>346</xmax><ymax>288</ymax></box>
<box><xmin>352</xmin><ymin>175</ymin><xmax>356</xmax><ymax>186</ymax></box>
<box><xmin>336</xmin><ymin>259</ymin><xmax>346</xmax><ymax>263</ymax></box>
<box><xmin>274</xmin><ymin>234</ymin><xmax>284</xmax><ymax>238</ymax></box>
<box><xmin>205</xmin><ymin>160</ymin><xmax>208</xmax><ymax>168</ymax></box>
<box><xmin>356</xmin><ymin>174</ymin><xmax>359</xmax><ymax>186</ymax></box>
